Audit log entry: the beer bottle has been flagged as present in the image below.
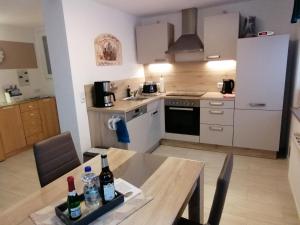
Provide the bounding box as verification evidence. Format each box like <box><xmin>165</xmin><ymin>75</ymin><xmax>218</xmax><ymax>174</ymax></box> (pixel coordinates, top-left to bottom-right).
<box><xmin>67</xmin><ymin>176</ymin><xmax>81</xmax><ymax>220</ymax></box>
<box><xmin>99</xmin><ymin>154</ymin><xmax>115</xmax><ymax>203</ymax></box>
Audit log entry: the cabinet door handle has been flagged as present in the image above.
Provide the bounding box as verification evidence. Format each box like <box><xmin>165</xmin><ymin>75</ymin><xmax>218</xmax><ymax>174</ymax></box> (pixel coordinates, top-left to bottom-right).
<box><xmin>209</xmin><ymin>126</ymin><xmax>224</xmax><ymax>132</ymax></box>
<box><xmin>209</xmin><ymin>101</ymin><xmax>224</xmax><ymax>106</ymax></box>
<box><xmin>249</xmin><ymin>103</ymin><xmax>266</xmax><ymax>107</ymax></box>
<box><xmin>2</xmin><ymin>106</ymin><xmax>14</xmax><ymax>110</ymax></box>
<box><xmin>207</xmin><ymin>55</ymin><xmax>220</xmax><ymax>60</ymax></box>
<box><xmin>151</xmin><ymin>110</ymin><xmax>158</xmax><ymax>116</ymax></box>
<box><xmin>154</xmin><ymin>58</ymin><xmax>166</xmax><ymax>62</ymax></box>
<box><xmin>209</xmin><ymin>110</ymin><xmax>224</xmax><ymax>115</ymax></box>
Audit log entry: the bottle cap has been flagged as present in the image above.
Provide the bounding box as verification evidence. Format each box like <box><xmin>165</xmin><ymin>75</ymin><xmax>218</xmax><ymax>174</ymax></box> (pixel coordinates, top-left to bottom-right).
<box><xmin>101</xmin><ymin>154</ymin><xmax>107</xmax><ymax>158</ymax></box>
<box><xmin>84</xmin><ymin>166</ymin><xmax>91</xmax><ymax>172</ymax></box>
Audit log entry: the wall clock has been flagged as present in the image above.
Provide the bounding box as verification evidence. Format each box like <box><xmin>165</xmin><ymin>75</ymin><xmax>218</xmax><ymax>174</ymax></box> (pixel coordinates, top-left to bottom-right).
<box><xmin>0</xmin><ymin>49</ymin><xmax>5</xmax><ymax>64</ymax></box>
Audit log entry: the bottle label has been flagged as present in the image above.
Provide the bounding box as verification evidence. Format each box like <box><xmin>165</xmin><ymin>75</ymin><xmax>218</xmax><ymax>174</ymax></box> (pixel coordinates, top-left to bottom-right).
<box><xmin>70</xmin><ymin>206</ymin><xmax>81</xmax><ymax>218</ymax></box>
<box><xmin>103</xmin><ymin>183</ymin><xmax>115</xmax><ymax>201</ymax></box>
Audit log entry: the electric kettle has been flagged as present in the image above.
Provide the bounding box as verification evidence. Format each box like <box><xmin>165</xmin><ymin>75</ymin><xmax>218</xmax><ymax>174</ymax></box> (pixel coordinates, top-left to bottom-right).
<box><xmin>221</xmin><ymin>79</ymin><xmax>235</xmax><ymax>94</ymax></box>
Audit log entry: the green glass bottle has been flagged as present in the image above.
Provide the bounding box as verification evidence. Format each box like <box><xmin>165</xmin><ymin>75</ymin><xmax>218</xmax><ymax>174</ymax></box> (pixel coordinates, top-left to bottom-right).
<box><xmin>67</xmin><ymin>176</ymin><xmax>81</xmax><ymax>220</ymax></box>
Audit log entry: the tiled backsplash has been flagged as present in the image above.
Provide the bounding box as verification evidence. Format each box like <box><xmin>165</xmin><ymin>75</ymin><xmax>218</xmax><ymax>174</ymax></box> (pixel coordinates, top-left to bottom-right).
<box><xmin>144</xmin><ymin>61</ymin><xmax>236</xmax><ymax>92</ymax></box>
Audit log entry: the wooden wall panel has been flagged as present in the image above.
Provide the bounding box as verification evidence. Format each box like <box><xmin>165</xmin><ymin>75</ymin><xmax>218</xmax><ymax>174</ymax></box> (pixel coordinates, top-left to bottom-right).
<box><xmin>144</xmin><ymin>62</ymin><xmax>236</xmax><ymax>92</ymax></box>
<box><xmin>0</xmin><ymin>40</ymin><xmax>37</xmax><ymax>69</ymax></box>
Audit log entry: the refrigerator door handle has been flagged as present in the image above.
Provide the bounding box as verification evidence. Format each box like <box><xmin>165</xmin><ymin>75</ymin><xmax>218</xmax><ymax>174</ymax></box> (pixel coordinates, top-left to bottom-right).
<box><xmin>249</xmin><ymin>103</ymin><xmax>266</xmax><ymax>107</ymax></box>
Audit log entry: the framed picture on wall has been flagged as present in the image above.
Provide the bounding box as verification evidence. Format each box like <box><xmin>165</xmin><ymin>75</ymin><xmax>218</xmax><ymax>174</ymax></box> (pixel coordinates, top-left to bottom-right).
<box><xmin>94</xmin><ymin>34</ymin><xmax>122</xmax><ymax>66</ymax></box>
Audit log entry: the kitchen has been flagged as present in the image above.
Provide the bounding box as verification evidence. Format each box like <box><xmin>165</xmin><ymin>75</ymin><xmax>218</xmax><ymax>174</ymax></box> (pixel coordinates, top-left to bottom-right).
<box><xmin>1</xmin><ymin>0</ymin><xmax>300</xmax><ymax>225</ymax></box>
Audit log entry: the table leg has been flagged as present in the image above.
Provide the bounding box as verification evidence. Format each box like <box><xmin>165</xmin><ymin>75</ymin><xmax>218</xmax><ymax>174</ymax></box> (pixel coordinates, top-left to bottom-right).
<box><xmin>188</xmin><ymin>169</ymin><xmax>204</xmax><ymax>224</ymax></box>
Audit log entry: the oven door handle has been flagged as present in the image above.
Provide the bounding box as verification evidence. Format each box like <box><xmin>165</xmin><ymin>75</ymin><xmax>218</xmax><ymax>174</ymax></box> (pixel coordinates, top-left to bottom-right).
<box><xmin>168</xmin><ymin>107</ymin><xmax>194</xmax><ymax>111</ymax></box>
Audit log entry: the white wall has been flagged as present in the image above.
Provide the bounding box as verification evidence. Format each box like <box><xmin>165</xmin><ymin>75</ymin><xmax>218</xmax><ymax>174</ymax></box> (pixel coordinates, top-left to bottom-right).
<box><xmin>43</xmin><ymin>0</ymin><xmax>143</xmax><ymax>154</ymax></box>
<box><xmin>0</xmin><ymin>25</ymin><xmax>54</xmax><ymax>102</ymax></box>
<box><xmin>140</xmin><ymin>0</ymin><xmax>296</xmax><ymax>40</ymax></box>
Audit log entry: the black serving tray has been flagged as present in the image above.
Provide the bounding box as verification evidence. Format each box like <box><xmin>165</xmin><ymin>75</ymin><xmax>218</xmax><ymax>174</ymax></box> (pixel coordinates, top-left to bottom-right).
<box><xmin>55</xmin><ymin>191</ymin><xmax>124</xmax><ymax>225</ymax></box>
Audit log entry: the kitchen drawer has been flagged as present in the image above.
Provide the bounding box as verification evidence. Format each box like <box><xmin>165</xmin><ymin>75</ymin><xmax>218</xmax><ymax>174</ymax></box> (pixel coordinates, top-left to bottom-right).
<box><xmin>200</xmin><ymin>108</ymin><xmax>234</xmax><ymax>125</ymax></box>
<box><xmin>21</xmin><ymin>109</ymin><xmax>41</xmax><ymax>121</ymax></box>
<box><xmin>23</xmin><ymin>119</ymin><xmax>43</xmax><ymax>136</ymax></box>
<box><xmin>200</xmin><ymin>124</ymin><xmax>233</xmax><ymax>146</ymax></box>
<box><xmin>200</xmin><ymin>100</ymin><xmax>234</xmax><ymax>109</ymax></box>
<box><xmin>26</xmin><ymin>132</ymin><xmax>44</xmax><ymax>145</ymax></box>
<box><xmin>20</xmin><ymin>101</ymin><xmax>39</xmax><ymax>112</ymax></box>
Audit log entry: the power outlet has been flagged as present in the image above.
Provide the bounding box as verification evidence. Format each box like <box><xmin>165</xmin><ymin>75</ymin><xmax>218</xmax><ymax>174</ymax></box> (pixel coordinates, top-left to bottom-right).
<box><xmin>80</xmin><ymin>92</ymin><xmax>86</xmax><ymax>103</ymax></box>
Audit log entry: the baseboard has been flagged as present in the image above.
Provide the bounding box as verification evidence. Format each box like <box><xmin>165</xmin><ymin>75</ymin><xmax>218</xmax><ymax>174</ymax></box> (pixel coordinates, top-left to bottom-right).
<box><xmin>160</xmin><ymin>139</ymin><xmax>277</xmax><ymax>159</ymax></box>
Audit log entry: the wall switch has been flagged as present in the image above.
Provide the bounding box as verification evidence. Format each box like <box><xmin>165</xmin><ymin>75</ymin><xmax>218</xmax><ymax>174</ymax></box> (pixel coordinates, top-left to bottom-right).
<box><xmin>217</xmin><ymin>82</ymin><xmax>223</xmax><ymax>91</ymax></box>
<box><xmin>80</xmin><ymin>92</ymin><xmax>86</xmax><ymax>103</ymax></box>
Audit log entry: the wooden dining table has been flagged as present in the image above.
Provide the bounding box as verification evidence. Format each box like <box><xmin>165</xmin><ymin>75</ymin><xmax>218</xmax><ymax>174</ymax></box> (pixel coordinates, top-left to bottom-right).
<box><xmin>0</xmin><ymin>148</ymin><xmax>205</xmax><ymax>225</ymax></box>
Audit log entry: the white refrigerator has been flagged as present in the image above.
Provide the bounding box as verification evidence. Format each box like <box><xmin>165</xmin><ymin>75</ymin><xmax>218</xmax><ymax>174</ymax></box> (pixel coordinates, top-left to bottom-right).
<box><xmin>234</xmin><ymin>35</ymin><xmax>289</xmax><ymax>151</ymax></box>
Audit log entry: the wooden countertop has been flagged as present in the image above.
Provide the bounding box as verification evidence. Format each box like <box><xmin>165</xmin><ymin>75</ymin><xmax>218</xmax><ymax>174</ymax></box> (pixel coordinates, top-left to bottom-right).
<box><xmin>88</xmin><ymin>92</ymin><xmax>235</xmax><ymax>113</ymax></box>
<box><xmin>0</xmin><ymin>148</ymin><xmax>205</xmax><ymax>225</ymax></box>
<box><xmin>0</xmin><ymin>96</ymin><xmax>55</xmax><ymax>109</ymax></box>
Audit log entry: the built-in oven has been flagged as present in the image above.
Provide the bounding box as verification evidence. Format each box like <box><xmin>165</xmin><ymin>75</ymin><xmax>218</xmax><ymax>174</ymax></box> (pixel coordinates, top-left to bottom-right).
<box><xmin>165</xmin><ymin>99</ymin><xmax>200</xmax><ymax>135</ymax></box>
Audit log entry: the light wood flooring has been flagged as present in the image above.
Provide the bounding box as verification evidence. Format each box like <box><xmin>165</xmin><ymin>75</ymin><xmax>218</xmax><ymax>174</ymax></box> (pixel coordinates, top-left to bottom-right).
<box><xmin>0</xmin><ymin>146</ymin><xmax>299</xmax><ymax>225</ymax></box>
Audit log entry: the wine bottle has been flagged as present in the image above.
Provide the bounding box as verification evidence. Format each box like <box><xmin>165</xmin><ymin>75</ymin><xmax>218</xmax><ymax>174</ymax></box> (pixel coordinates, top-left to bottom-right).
<box><xmin>67</xmin><ymin>176</ymin><xmax>81</xmax><ymax>220</ymax></box>
<box><xmin>99</xmin><ymin>154</ymin><xmax>115</xmax><ymax>203</ymax></box>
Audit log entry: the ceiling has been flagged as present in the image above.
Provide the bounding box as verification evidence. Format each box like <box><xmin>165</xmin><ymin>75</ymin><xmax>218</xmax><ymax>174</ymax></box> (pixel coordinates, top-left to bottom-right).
<box><xmin>0</xmin><ymin>0</ymin><xmax>251</xmax><ymax>27</ymax></box>
<box><xmin>0</xmin><ymin>0</ymin><xmax>43</xmax><ymax>27</ymax></box>
<box><xmin>97</xmin><ymin>0</ymin><xmax>252</xmax><ymax>16</ymax></box>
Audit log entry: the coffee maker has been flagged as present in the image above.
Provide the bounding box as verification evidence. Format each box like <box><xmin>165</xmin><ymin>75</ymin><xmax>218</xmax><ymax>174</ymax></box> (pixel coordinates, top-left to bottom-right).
<box><xmin>94</xmin><ymin>81</ymin><xmax>116</xmax><ymax>107</ymax></box>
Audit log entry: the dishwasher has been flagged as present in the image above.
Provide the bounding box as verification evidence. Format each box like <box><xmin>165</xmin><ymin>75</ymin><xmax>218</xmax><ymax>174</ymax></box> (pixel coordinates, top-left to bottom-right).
<box><xmin>126</xmin><ymin>105</ymin><xmax>149</xmax><ymax>153</ymax></box>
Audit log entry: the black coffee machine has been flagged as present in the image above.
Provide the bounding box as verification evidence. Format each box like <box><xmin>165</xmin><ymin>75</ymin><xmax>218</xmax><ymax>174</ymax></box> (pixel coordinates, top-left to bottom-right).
<box><xmin>94</xmin><ymin>81</ymin><xmax>116</xmax><ymax>107</ymax></box>
<box><xmin>221</xmin><ymin>79</ymin><xmax>235</xmax><ymax>94</ymax></box>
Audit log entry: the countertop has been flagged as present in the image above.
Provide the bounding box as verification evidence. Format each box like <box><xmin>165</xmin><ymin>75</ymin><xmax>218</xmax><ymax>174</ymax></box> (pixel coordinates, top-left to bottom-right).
<box><xmin>0</xmin><ymin>96</ymin><xmax>55</xmax><ymax>109</ymax></box>
<box><xmin>87</xmin><ymin>92</ymin><xmax>235</xmax><ymax>113</ymax></box>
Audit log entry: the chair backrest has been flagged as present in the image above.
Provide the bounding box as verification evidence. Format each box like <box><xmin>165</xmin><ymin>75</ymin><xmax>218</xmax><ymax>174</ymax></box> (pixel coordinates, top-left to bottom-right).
<box><xmin>33</xmin><ymin>132</ymin><xmax>81</xmax><ymax>187</ymax></box>
<box><xmin>207</xmin><ymin>153</ymin><xmax>233</xmax><ymax>225</ymax></box>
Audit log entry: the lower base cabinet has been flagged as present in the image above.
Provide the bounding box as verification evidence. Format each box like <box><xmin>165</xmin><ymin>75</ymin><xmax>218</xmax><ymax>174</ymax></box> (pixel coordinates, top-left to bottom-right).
<box><xmin>0</xmin><ymin>97</ymin><xmax>60</xmax><ymax>161</ymax></box>
<box><xmin>200</xmin><ymin>124</ymin><xmax>233</xmax><ymax>146</ymax></box>
<box><xmin>233</xmin><ymin>109</ymin><xmax>282</xmax><ymax>151</ymax></box>
<box><xmin>0</xmin><ymin>105</ymin><xmax>27</xmax><ymax>157</ymax></box>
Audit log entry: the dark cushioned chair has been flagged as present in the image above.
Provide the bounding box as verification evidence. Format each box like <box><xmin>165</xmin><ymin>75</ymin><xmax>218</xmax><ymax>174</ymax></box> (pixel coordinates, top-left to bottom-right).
<box><xmin>178</xmin><ymin>153</ymin><xmax>233</xmax><ymax>225</ymax></box>
<box><xmin>33</xmin><ymin>132</ymin><xmax>81</xmax><ymax>187</ymax></box>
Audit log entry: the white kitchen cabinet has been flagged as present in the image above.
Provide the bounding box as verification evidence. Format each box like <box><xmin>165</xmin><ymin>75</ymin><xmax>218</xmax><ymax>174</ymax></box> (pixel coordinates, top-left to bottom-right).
<box><xmin>233</xmin><ymin>110</ymin><xmax>282</xmax><ymax>151</ymax></box>
<box><xmin>200</xmin><ymin>108</ymin><xmax>234</xmax><ymax>126</ymax></box>
<box><xmin>204</xmin><ymin>13</ymin><xmax>240</xmax><ymax>60</ymax></box>
<box><xmin>200</xmin><ymin>99</ymin><xmax>234</xmax><ymax>146</ymax></box>
<box><xmin>235</xmin><ymin>35</ymin><xmax>289</xmax><ymax>111</ymax></box>
<box><xmin>136</xmin><ymin>23</ymin><xmax>174</xmax><ymax>64</ymax></box>
<box><xmin>200</xmin><ymin>124</ymin><xmax>233</xmax><ymax>146</ymax></box>
<box><xmin>288</xmin><ymin>115</ymin><xmax>300</xmax><ymax>215</ymax></box>
<box><xmin>127</xmin><ymin>100</ymin><xmax>161</xmax><ymax>153</ymax></box>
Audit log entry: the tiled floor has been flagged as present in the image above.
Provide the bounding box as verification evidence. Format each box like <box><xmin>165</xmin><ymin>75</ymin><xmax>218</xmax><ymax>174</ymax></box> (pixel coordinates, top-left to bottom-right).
<box><xmin>154</xmin><ymin>145</ymin><xmax>300</xmax><ymax>225</ymax></box>
<box><xmin>0</xmin><ymin>146</ymin><xmax>299</xmax><ymax>225</ymax></box>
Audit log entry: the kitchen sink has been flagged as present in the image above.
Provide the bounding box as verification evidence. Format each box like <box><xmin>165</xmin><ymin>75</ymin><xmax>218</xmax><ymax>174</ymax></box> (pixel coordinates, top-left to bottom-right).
<box><xmin>122</xmin><ymin>96</ymin><xmax>149</xmax><ymax>101</ymax></box>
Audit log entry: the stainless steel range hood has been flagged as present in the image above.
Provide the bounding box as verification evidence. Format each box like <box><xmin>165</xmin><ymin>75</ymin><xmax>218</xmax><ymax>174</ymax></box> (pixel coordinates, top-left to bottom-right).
<box><xmin>166</xmin><ymin>8</ymin><xmax>204</xmax><ymax>54</ymax></box>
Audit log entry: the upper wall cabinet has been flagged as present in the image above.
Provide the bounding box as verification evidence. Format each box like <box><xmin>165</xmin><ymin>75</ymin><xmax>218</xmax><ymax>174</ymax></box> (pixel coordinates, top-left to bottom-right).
<box><xmin>136</xmin><ymin>23</ymin><xmax>174</xmax><ymax>64</ymax></box>
<box><xmin>204</xmin><ymin>13</ymin><xmax>240</xmax><ymax>60</ymax></box>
